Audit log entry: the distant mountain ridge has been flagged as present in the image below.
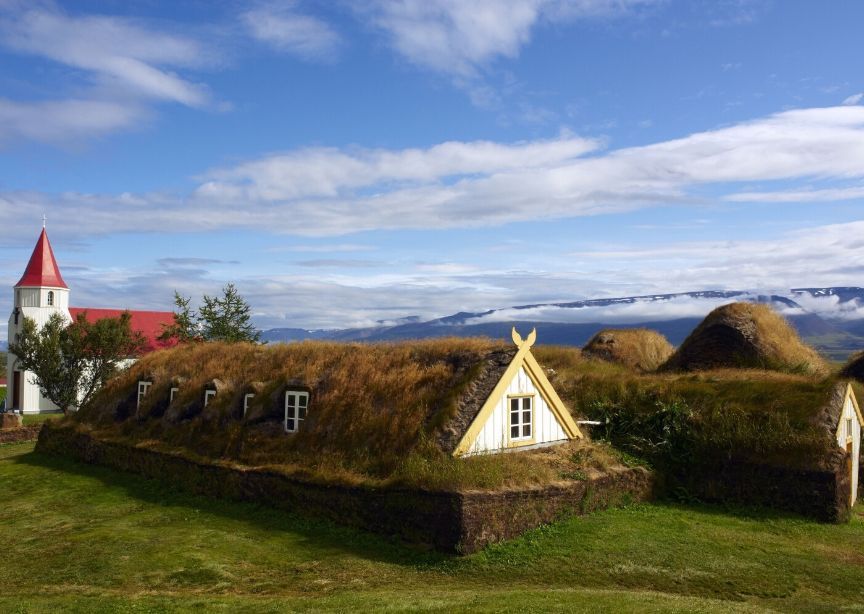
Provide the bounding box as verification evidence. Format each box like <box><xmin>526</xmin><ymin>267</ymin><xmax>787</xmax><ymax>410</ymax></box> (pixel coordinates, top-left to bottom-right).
<box><xmin>265</xmin><ymin>286</ymin><xmax>864</xmax><ymax>360</ymax></box>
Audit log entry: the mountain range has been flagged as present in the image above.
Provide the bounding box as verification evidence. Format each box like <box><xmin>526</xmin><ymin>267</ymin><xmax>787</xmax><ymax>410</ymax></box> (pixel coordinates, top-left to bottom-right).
<box><xmin>260</xmin><ymin>287</ymin><xmax>864</xmax><ymax>361</ymax></box>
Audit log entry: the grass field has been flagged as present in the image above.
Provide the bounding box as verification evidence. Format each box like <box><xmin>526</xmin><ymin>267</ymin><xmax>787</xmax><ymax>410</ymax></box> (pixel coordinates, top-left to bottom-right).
<box><xmin>2</xmin><ymin>442</ymin><xmax>863</xmax><ymax>612</ymax></box>
<box><xmin>0</xmin><ymin>443</ymin><xmax>864</xmax><ymax>612</ymax></box>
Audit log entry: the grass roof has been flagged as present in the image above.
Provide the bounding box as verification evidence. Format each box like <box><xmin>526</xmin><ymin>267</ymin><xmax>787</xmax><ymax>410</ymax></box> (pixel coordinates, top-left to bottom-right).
<box><xmin>534</xmin><ymin>345</ymin><xmax>846</xmax><ymax>470</ymax></box>
<box><xmin>840</xmin><ymin>350</ymin><xmax>864</xmax><ymax>382</ymax></box>
<box><xmin>581</xmin><ymin>328</ymin><xmax>674</xmax><ymax>372</ymax></box>
<box><xmin>661</xmin><ymin>303</ymin><xmax>829</xmax><ymax>377</ymax></box>
<box><xmin>70</xmin><ymin>339</ymin><xmax>626</xmax><ymax>490</ymax></box>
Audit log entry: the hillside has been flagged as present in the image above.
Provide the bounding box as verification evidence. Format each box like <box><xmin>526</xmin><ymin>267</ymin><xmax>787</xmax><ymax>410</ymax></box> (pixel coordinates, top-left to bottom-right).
<box><xmin>261</xmin><ymin>287</ymin><xmax>864</xmax><ymax>360</ymax></box>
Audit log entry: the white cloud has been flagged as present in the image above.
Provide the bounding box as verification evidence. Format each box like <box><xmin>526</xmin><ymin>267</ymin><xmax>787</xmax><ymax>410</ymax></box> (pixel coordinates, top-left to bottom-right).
<box><xmin>0</xmin><ymin>98</ymin><xmax>147</xmax><ymax>143</ymax></box>
<box><xmin>361</xmin><ymin>0</ymin><xmax>656</xmax><ymax>78</ymax></box>
<box><xmin>1</xmin><ymin>105</ymin><xmax>863</xmax><ymax>239</ymax></box>
<box><xmin>0</xmin><ymin>3</ymin><xmax>216</xmax><ymax>143</ymax></box>
<box><xmin>1</xmin><ymin>6</ymin><xmax>212</xmax><ymax>106</ymax></box>
<box><xmin>243</xmin><ymin>1</ymin><xmax>341</xmax><ymax>60</ymax></box>
<box><xmin>843</xmin><ymin>93</ymin><xmax>863</xmax><ymax>106</ymax></box>
<box><xmin>726</xmin><ymin>185</ymin><xmax>864</xmax><ymax>203</ymax></box>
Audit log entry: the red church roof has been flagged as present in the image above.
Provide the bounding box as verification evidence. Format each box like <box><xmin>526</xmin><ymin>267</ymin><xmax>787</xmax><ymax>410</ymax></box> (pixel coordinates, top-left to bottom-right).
<box><xmin>16</xmin><ymin>228</ymin><xmax>68</xmax><ymax>289</ymax></box>
<box><xmin>69</xmin><ymin>308</ymin><xmax>179</xmax><ymax>354</ymax></box>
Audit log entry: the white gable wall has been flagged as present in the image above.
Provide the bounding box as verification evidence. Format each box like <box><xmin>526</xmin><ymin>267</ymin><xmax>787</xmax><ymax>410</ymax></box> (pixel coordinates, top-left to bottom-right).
<box><xmin>836</xmin><ymin>394</ymin><xmax>861</xmax><ymax>505</ymax></box>
<box><xmin>467</xmin><ymin>365</ymin><xmax>568</xmax><ymax>455</ymax></box>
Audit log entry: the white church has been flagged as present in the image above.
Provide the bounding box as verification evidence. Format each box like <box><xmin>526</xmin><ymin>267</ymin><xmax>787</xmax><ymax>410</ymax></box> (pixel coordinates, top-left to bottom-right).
<box><xmin>6</xmin><ymin>227</ymin><xmax>175</xmax><ymax>414</ymax></box>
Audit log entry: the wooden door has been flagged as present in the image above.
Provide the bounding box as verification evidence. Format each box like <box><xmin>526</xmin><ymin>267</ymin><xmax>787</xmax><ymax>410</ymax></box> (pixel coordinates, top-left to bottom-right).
<box><xmin>12</xmin><ymin>371</ymin><xmax>21</xmax><ymax>410</ymax></box>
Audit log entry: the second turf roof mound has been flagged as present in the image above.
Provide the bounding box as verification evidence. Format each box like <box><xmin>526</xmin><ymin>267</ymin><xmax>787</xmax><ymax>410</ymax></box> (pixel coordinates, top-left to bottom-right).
<box><xmin>661</xmin><ymin>302</ymin><xmax>828</xmax><ymax>376</ymax></box>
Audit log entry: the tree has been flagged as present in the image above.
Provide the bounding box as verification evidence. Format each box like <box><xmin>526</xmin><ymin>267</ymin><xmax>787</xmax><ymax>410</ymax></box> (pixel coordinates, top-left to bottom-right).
<box><xmin>158</xmin><ymin>291</ymin><xmax>200</xmax><ymax>343</ymax></box>
<box><xmin>160</xmin><ymin>284</ymin><xmax>261</xmax><ymax>344</ymax></box>
<box><xmin>8</xmin><ymin>311</ymin><xmax>145</xmax><ymax>413</ymax></box>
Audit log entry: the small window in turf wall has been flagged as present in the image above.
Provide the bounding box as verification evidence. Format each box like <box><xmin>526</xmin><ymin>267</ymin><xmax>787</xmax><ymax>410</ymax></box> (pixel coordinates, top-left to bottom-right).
<box><xmin>137</xmin><ymin>381</ymin><xmax>151</xmax><ymax>410</ymax></box>
<box><xmin>285</xmin><ymin>391</ymin><xmax>309</xmax><ymax>433</ymax></box>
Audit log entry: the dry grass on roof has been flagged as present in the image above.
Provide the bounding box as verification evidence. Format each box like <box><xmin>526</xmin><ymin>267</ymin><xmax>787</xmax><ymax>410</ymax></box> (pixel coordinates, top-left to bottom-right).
<box><xmin>839</xmin><ymin>350</ymin><xmax>864</xmax><ymax>382</ymax></box>
<box><xmin>78</xmin><ymin>338</ymin><xmax>510</xmax><ymax>478</ymax></box>
<box><xmin>581</xmin><ymin>328</ymin><xmax>674</xmax><ymax>372</ymax></box>
<box><xmin>534</xmin><ymin>343</ymin><xmax>844</xmax><ymax>469</ymax></box>
<box><xmin>661</xmin><ymin>302</ymin><xmax>829</xmax><ymax>377</ymax></box>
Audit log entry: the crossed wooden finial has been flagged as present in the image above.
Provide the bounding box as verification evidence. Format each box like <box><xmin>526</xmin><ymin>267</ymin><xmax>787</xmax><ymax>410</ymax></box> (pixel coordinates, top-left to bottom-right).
<box><xmin>511</xmin><ymin>326</ymin><xmax>537</xmax><ymax>349</ymax></box>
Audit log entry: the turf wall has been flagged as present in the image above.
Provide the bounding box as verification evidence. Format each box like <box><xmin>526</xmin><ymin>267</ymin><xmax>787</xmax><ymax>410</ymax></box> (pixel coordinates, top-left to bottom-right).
<box><xmin>666</xmin><ymin>456</ymin><xmax>852</xmax><ymax>523</ymax></box>
<box><xmin>36</xmin><ymin>423</ymin><xmax>654</xmax><ymax>553</ymax></box>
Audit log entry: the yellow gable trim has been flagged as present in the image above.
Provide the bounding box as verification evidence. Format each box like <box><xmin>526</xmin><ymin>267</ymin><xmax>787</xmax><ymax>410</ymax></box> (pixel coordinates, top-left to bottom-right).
<box><xmin>453</xmin><ymin>329</ymin><xmax>583</xmax><ymax>456</ymax></box>
<box><xmin>841</xmin><ymin>384</ymin><xmax>864</xmax><ymax>430</ymax></box>
<box><xmin>522</xmin><ymin>351</ymin><xmax>582</xmax><ymax>440</ymax></box>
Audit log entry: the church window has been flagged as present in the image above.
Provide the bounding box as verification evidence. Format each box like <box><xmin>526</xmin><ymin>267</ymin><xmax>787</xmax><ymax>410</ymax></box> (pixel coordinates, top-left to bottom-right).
<box><xmin>243</xmin><ymin>393</ymin><xmax>255</xmax><ymax>416</ymax></box>
<box><xmin>47</xmin><ymin>291</ymin><xmax>54</xmax><ymax>306</ymax></box>
<box><xmin>284</xmin><ymin>391</ymin><xmax>309</xmax><ymax>433</ymax></box>
<box><xmin>204</xmin><ymin>389</ymin><xmax>216</xmax><ymax>407</ymax></box>
<box><xmin>137</xmin><ymin>381</ymin><xmax>152</xmax><ymax>409</ymax></box>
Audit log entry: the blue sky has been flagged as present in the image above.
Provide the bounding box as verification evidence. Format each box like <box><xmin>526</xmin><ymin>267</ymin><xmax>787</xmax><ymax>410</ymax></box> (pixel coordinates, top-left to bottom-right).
<box><xmin>1</xmin><ymin>0</ymin><xmax>864</xmax><ymax>338</ymax></box>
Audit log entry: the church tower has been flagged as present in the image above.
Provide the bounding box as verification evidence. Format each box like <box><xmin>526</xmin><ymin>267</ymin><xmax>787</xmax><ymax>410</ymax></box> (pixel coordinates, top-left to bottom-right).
<box><xmin>6</xmin><ymin>227</ymin><xmax>72</xmax><ymax>413</ymax></box>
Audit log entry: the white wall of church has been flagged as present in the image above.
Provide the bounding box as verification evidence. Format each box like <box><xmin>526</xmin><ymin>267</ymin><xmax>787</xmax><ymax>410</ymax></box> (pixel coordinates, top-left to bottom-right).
<box><xmin>7</xmin><ymin>285</ymin><xmax>71</xmax><ymax>413</ymax></box>
<box><xmin>467</xmin><ymin>365</ymin><xmax>568</xmax><ymax>455</ymax></box>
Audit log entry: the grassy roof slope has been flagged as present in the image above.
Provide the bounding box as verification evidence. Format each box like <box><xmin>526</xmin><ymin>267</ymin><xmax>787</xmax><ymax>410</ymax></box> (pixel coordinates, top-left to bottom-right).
<box><xmin>69</xmin><ymin>339</ymin><xmax>631</xmax><ymax>490</ymax></box>
<box><xmin>661</xmin><ymin>303</ymin><xmax>828</xmax><ymax>376</ymax></box>
<box><xmin>840</xmin><ymin>350</ymin><xmax>864</xmax><ymax>382</ymax></box>
<box><xmin>77</xmin><ymin>339</ymin><xmax>510</xmax><ymax>472</ymax></box>
<box><xmin>534</xmin><ymin>345</ymin><xmax>844</xmax><ymax>469</ymax></box>
<box><xmin>582</xmin><ymin>328</ymin><xmax>674</xmax><ymax>372</ymax></box>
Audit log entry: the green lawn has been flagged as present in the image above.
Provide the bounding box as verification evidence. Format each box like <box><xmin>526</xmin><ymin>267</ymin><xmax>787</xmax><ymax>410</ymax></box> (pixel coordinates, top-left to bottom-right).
<box><xmin>1</xmin><ymin>442</ymin><xmax>863</xmax><ymax>613</ymax></box>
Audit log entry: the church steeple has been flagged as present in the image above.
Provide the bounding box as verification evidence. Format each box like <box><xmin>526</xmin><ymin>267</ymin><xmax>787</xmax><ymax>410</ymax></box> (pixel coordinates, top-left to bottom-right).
<box><xmin>15</xmin><ymin>228</ymin><xmax>68</xmax><ymax>289</ymax></box>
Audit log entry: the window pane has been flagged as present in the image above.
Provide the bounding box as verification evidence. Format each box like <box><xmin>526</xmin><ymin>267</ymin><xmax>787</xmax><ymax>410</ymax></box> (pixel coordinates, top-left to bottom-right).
<box><xmin>287</xmin><ymin>394</ymin><xmax>295</xmax><ymax>406</ymax></box>
<box><xmin>511</xmin><ymin>425</ymin><xmax>519</xmax><ymax>438</ymax></box>
<box><xmin>511</xmin><ymin>398</ymin><xmax>519</xmax><ymax>411</ymax></box>
<box><xmin>299</xmin><ymin>406</ymin><xmax>306</xmax><ymax>420</ymax></box>
<box><xmin>285</xmin><ymin>419</ymin><xmax>295</xmax><ymax>431</ymax></box>
<box><xmin>299</xmin><ymin>395</ymin><xmax>308</xmax><ymax>407</ymax></box>
<box><xmin>523</xmin><ymin>410</ymin><xmax>531</xmax><ymax>424</ymax></box>
<box><xmin>511</xmin><ymin>411</ymin><xmax>520</xmax><ymax>425</ymax></box>
<box><xmin>522</xmin><ymin>397</ymin><xmax>531</xmax><ymax>410</ymax></box>
<box><xmin>523</xmin><ymin>424</ymin><xmax>531</xmax><ymax>437</ymax></box>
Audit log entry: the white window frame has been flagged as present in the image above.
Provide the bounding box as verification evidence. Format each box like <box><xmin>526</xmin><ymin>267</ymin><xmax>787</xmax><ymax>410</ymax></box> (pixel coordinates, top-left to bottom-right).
<box><xmin>46</xmin><ymin>290</ymin><xmax>54</xmax><ymax>306</ymax></box>
<box><xmin>243</xmin><ymin>393</ymin><xmax>255</xmax><ymax>416</ymax></box>
<box><xmin>284</xmin><ymin>391</ymin><xmax>309</xmax><ymax>433</ymax></box>
<box><xmin>137</xmin><ymin>381</ymin><xmax>152</xmax><ymax>410</ymax></box>
<box><xmin>169</xmin><ymin>387</ymin><xmax>179</xmax><ymax>403</ymax></box>
<box><xmin>508</xmin><ymin>394</ymin><xmax>534</xmax><ymax>443</ymax></box>
<box><xmin>204</xmin><ymin>389</ymin><xmax>216</xmax><ymax>407</ymax></box>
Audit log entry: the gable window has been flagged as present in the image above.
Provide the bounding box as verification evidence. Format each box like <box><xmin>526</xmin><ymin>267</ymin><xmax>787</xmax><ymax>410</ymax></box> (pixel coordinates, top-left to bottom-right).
<box><xmin>169</xmin><ymin>387</ymin><xmax>179</xmax><ymax>403</ymax></box>
<box><xmin>137</xmin><ymin>381</ymin><xmax>152</xmax><ymax>410</ymax></box>
<box><xmin>46</xmin><ymin>291</ymin><xmax>54</xmax><ymax>306</ymax></box>
<box><xmin>509</xmin><ymin>395</ymin><xmax>533</xmax><ymax>441</ymax></box>
<box><xmin>204</xmin><ymin>389</ymin><xmax>216</xmax><ymax>407</ymax></box>
<box><xmin>284</xmin><ymin>391</ymin><xmax>309</xmax><ymax>433</ymax></box>
<box><xmin>243</xmin><ymin>393</ymin><xmax>255</xmax><ymax>416</ymax></box>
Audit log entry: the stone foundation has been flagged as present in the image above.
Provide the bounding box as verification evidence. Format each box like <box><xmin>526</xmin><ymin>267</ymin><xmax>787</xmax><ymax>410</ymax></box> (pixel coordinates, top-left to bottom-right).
<box><xmin>36</xmin><ymin>423</ymin><xmax>655</xmax><ymax>553</ymax></box>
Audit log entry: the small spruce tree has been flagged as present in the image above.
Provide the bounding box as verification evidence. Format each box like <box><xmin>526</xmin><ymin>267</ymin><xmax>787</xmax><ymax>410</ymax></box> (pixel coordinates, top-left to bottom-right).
<box><xmin>160</xmin><ymin>284</ymin><xmax>261</xmax><ymax>344</ymax></box>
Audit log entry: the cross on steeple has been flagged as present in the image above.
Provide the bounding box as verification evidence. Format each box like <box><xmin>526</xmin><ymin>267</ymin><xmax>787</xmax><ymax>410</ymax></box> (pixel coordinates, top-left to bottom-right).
<box><xmin>42</xmin><ymin>214</ymin><xmax>47</xmax><ymax>228</ymax></box>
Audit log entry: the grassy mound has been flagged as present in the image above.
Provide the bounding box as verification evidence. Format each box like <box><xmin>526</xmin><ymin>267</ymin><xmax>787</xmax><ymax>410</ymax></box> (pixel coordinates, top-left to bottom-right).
<box><xmin>71</xmin><ymin>339</ymin><xmax>625</xmax><ymax>490</ymax></box>
<box><xmin>582</xmin><ymin>328</ymin><xmax>673</xmax><ymax>372</ymax></box>
<box><xmin>661</xmin><ymin>303</ymin><xmax>828</xmax><ymax>376</ymax></box>
<box><xmin>534</xmin><ymin>345</ymin><xmax>843</xmax><ymax>470</ymax></box>
<box><xmin>840</xmin><ymin>350</ymin><xmax>864</xmax><ymax>381</ymax></box>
